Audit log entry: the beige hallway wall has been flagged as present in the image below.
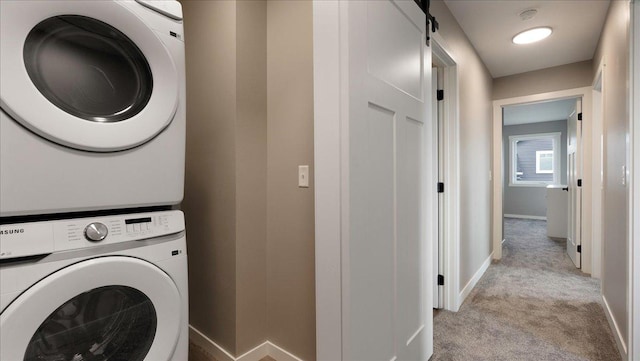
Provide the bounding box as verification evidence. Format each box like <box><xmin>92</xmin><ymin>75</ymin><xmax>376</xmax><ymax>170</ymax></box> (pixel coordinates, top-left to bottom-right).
<box><xmin>181</xmin><ymin>0</ymin><xmax>314</xmax><ymax>359</ymax></box>
<box><xmin>266</xmin><ymin>1</ymin><xmax>316</xmax><ymax>360</ymax></box>
<box><xmin>181</xmin><ymin>0</ymin><xmax>239</xmax><ymax>354</ymax></box>
<box><xmin>493</xmin><ymin>60</ymin><xmax>593</xmax><ymax>100</ymax></box>
<box><xmin>592</xmin><ymin>0</ymin><xmax>631</xmax><ymax>350</ymax></box>
<box><xmin>236</xmin><ymin>0</ymin><xmax>268</xmax><ymax>353</ymax></box>
<box><xmin>431</xmin><ymin>1</ymin><xmax>494</xmax><ymax>296</ymax></box>
<box><xmin>181</xmin><ymin>0</ymin><xmax>269</xmax><ymax>356</ymax></box>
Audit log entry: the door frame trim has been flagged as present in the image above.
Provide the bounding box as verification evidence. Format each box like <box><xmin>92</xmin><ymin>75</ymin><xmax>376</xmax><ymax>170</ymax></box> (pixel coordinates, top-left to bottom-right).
<box><xmin>629</xmin><ymin>1</ymin><xmax>639</xmax><ymax>359</ymax></box>
<box><xmin>312</xmin><ymin>2</ymin><xmax>344</xmax><ymax>359</ymax></box>
<box><xmin>591</xmin><ymin>58</ymin><xmax>605</xmax><ymax>280</ymax></box>
<box><xmin>492</xmin><ymin>86</ymin><xmax>593</xmax><ymax>266</ymax></box>
<box><xmin>431</xmin><ymin>32</ymin><xmax>461</xmax><ymax>311</ymax></box>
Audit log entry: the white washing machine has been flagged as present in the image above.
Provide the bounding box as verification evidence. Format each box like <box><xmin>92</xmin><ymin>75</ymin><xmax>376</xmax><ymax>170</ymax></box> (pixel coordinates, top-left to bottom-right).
<box><xmin>0</xmin><ymin>210</ymin><xmax>188</xmax><ymax>361</ymax></box>
<box><xmin>0</xmin><ymin>0</ymin><xmax>186</xmax><ymax>217</ymax></box>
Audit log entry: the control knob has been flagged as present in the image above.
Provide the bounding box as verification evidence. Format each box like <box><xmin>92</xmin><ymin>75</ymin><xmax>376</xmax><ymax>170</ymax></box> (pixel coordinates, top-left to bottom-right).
<box><xmin>84</xmin><ymin>222</ymin><xmax>108</xmax><ymax>242</ymax></box>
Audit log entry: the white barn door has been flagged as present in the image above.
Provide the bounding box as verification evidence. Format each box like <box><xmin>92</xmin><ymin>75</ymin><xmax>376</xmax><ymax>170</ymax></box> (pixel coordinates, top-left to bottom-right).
<box><xmin>346</xmin><ymin>1</ymin><xmax>430</xmax><ymax>360</ymax></box>
<box><xmin>314</xmin><ymin>0</ymin><xmax>432</xmax><ymax>360</ymax></box>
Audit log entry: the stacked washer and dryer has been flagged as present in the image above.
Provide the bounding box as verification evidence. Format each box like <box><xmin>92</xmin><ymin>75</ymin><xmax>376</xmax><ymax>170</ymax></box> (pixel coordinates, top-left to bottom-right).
<box><xmin>0</xmin><ymin>1</ymin><xmax>188</xmax><ymax>360</ymax></box>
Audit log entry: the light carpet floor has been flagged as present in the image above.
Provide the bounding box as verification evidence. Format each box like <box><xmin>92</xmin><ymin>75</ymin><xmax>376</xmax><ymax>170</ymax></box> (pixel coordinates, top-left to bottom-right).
<box><xmin>432</xmin><ymin>218</ymin><xmax>620</xmax><ymax>361</ymax></box>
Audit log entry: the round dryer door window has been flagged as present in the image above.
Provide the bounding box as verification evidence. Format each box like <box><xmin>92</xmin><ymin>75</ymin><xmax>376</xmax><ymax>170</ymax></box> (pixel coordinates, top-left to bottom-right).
<box><xmin>0</xmin><ymin>257</ymin><xmax>182</xmax><ymax>361</ymax></box>
<box><xmin>24</xmin><ymin>16</ymin><xmax>154</xmax><ymax>123</ymax></box>
<box><xmin>0</xmin><ymin>1</ymin><xmax>180</xmax><ymax>151</ymax></box>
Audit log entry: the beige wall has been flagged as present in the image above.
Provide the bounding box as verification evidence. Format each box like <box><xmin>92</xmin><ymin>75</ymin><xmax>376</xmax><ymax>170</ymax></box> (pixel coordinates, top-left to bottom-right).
<box><xmin>592</xmin><ymin>0</ymin><xmax>631</xmax><ymax>348</ymax></box>
<box><xmin>236</xmin><ymin>0</ymin><xmax>268</xmax><ymax>353</ymax></box>
<box><xmin>493</xmin><ymin>60</ymin><xmax>593</xmax><ymax>100</ymax></box>
<box><xmin>182</xmin><ymin>0</ymin><xmax>238</xmax><ymax>353</ymax></box>
<box><xmin>266</xmin><ymin>1</ymin><xmax>316</xmax><ymax>360</ymax></box>
<box><xmin>181</xmin><ymin>0</ymin><xmax>315</xmax><ymax>358</ymax></box>
<box><xmin>431</xmin><ymin>1</ymin><xmax>494</xmax><ymax>294</ymax></box>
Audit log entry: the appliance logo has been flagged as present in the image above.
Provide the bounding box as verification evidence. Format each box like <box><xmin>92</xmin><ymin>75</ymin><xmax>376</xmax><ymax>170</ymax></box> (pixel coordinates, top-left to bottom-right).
<box><xmin>0</xmin><ymin>228</ymin><xmax>25</xmax><ymax>235</ymax></box>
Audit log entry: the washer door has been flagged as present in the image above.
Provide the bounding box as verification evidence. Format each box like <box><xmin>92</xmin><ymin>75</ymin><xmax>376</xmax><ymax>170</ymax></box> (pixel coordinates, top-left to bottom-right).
<box><xmin>0</xmin><ymin>1</ymin><xmax>179</xmax><ymax>152</ymax></box>
<box><xmin>0</xmin><ymin>257</ymin><xmax>182</xmax><ymax>361</ymax></box>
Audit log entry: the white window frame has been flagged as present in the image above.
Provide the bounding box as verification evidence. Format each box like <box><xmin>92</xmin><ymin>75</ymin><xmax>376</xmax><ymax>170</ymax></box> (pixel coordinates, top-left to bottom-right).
<box><xmin>508</xmin><ymin>132</ymin><xmax>561</xmax><ymax>187</ymax></box>
<box><xmin>535</xmin><ymin>150</ymin><xmax>554</xmax><ymax>174</ymax></box>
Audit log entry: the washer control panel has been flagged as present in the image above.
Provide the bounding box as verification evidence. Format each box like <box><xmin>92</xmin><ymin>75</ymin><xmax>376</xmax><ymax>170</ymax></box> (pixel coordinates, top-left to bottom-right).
<box><xmin>0</xmin><ymin>210</ymin><xmax>184</xmax><ymax>260</ymax></box>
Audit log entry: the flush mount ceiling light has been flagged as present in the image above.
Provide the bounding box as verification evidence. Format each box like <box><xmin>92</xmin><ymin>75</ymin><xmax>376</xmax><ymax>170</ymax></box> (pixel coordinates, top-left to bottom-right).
<box><xmin>512</xmin><ymin>27</ymin><xmax>553</xmax><ymax>44</ymax></box>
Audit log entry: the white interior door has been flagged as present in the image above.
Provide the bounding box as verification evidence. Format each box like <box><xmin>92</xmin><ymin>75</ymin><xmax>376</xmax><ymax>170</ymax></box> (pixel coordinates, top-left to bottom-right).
<box><xmin>432</xmin><ymin>66</ymin><xmax>444</xmax><ymax>309</ymax></box>
<box><xmin>432</xmin><ymin>66</ymin><xmax>439</xmax><ymax>309</ymax></box>
<box><xmin>346</xmin><ymin>1</ymin><xmax>430</xmax><ymax>360</ymax></box>
<box><xmin>567</xmin><ymin>98</ymin><xmax>582</xmax><ymax>268</ymax></box>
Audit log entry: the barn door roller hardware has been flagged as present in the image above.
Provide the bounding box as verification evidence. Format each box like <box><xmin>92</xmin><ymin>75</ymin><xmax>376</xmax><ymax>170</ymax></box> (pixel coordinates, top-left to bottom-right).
<box><xmin>413</xmin><ymin>0</ymin><xmax>439</xmax><ymax>46</ymax></box>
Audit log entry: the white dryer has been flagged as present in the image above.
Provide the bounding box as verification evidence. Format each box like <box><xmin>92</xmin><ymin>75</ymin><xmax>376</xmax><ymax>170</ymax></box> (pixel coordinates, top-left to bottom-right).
<box><xmin>0</xmin><ymin>1</ymin><xmax>186</xmax><ymax>217</ymax></box>
<box><xmin>0</xmin><ymin>210</ymin><xmax>188</xmax><ymax>361</ymax></box>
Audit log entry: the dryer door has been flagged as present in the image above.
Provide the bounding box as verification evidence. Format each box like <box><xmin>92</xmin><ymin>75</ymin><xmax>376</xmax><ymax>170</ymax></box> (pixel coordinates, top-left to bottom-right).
<box><xmin>0</xmin><ymin>1</ymin><xmax>179</xmax><ymax>152</ymax></box>
<box><xmin>0</xmin><ymin>257</ymin><xmax>182</xmax><ymax>361</ymax></box>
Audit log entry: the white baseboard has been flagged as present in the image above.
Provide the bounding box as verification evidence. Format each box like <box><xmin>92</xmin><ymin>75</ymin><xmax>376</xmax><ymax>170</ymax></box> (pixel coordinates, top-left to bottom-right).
<box><xmin>504</xmin><ymin>214</ymin><xmax>547</xmax><ymax>220</ymax></box>
<box><xmin>267</xmin><ymin>342</ymin><xmax>305</xmax><ymax>361</ymax></box>
<box><xmin>190</xmin><ymin>326</ymin><xmax>235</xmax><ymax>361</ymax></box>
<box><xmin>458</xmin><ymin>252</ymin><xmax>493</xmax><ymax>308</ymax></box>
<box><xmin>189</xmin><ymin>325</ymin><xmax>304</xmax><ymax>361</ymax></box>
<box><xmin>235</xmin><ymin>342</ymin><xmax>270</xmax><ymax>361</ymax></box>
<box><xmin>602</xmin><ymin>295</ymin><xmax>627</xmax><ymax>360</ymax></box>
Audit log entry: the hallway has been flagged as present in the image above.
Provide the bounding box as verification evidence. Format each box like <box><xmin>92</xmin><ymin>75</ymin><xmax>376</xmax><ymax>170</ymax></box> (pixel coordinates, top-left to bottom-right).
<box><xmin>432</xmin><ymin>218</ymin><xmax>619</xmax><ymax>360</ymax></box>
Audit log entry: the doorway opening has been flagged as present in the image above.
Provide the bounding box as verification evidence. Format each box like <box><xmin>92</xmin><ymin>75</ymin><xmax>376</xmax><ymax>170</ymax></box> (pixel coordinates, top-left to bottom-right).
<box><xmin>501</xmin><ymin>97</ymin><xmax>582</xmax><ymax>269</ymax></box>
<box><xmin>492</xmin><ymin>86</ymin><xmax>594</xmax><ymax>275</ymax></box>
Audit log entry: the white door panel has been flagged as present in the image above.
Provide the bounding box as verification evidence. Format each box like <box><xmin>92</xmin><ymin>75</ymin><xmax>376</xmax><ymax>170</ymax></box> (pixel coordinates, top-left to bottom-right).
<box><xmin>346</xmin><ymin>1</ymin><xmax>429</xmax><ymax>360</ymax></box>
<box><xmin>366</xmin><ymin>1</ymin><xmax>424</xmax><ymax>100</ymax></box>
<box><xmin>397</xmin><ymin>116</ymin><xmax>425</xmax><ymax>352</ymax></box>
<box><xmin>349</xmin><ymin>103</ymin><xmax>396</xmax><ymax>361</ymax></box>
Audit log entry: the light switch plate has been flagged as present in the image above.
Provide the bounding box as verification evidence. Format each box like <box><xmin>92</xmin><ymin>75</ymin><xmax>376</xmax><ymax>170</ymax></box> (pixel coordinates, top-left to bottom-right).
<box><xmin>299</xmin><ymin>165</ymin><xmax>309</xmax><ymax>188</ymax></box>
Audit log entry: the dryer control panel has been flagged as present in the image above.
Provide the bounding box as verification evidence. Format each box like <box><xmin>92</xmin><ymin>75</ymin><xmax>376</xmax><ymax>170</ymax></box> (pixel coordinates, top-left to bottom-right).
<box><xmin>0</xmin><ymin>210</ymin><xmax>185</xmax><ymax>260</ymax></box>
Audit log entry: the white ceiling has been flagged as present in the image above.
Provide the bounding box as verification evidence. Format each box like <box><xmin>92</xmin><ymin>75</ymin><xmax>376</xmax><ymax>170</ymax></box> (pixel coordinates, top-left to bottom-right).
<box><xmin>443</xmin><ymin>0</ymin><xmax>611</xmax><ymax>78</ymax></box>
<box><xmin>503</xmin><ymin>98</ymin><xmax>576</xmax><ymax>126</ymax></box>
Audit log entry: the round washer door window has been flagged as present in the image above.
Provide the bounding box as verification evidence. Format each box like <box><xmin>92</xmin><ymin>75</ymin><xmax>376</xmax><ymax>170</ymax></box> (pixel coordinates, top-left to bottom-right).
<box><xmin>0</xmin><ymin>1</ymin><xmax>180</xmax><ymax>151</ymax></box>
<box><xmin>0</xmin><ymin>257</ymin><xmax>182</xmax><ymax>361</ymax></box>
<box><xmin>24</xmin><ymin>286</ymin><xmax>156</xmax><ymax>361</ymax></box>
<box><xmin>24</xmin><ymin>15</ymin><xmax>153</xmax><ymax>123</ymax></box>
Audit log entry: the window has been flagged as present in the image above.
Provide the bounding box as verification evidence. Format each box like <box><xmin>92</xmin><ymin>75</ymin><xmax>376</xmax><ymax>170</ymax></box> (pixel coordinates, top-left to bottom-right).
<box><xmin>509</xmin><ymin>132</ymin><xmax>561</xmax><ymax>186</ymax></box>
<box><xmin>536</xmin><ymin>150</ymin><xmax>554</xmax><ymax>173</ymax></box>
